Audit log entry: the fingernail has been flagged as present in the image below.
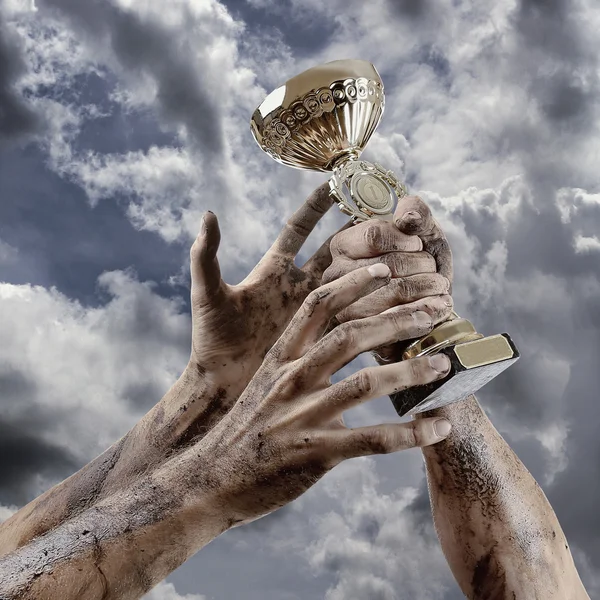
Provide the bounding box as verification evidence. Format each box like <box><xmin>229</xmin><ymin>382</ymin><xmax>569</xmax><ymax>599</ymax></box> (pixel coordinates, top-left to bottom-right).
<box><xmin>434</xmin><ymin>419</ymin><xmax>452</xmax><ymax>438</ymax></box>
<box><xmin>397</xmin><ymin>211</ymin><xmax>422</xmax><ymax>228</ymax></box>
<box><xmin>413</xmin><ymin>311</ymin><xmax>433</xmax><ymax>328</ymax></box>
<box><xmin>429</xmin><ymin>353</ymin><xmax>451</xmax><ymax>374</ymax></box>
<box><xmin>201</xmin><ymin>214</ymin><xmax>208</xmax><ymax>235</ymax></box>
<box><xmin>207</xmin><ymin>210</ymin><xmax>214</xmax><ymax>214</ymax></box>
<box><xmin>441</xmin><ymin>294</ymin><xmax>453</xmax><ymax>308</ymax></box>
<box><xmin>368</xmin><ymin>263</ymin><xmax>391</xmax><ymax>278</ymax></box>
<box><xmin>443</xmin><ymin>277</ymin><xmax>451</xmax><ymax>292</ymax></box>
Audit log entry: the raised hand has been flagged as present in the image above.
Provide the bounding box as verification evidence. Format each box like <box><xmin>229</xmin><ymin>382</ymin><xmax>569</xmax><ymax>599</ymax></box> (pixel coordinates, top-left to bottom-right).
<box><xmin>188</xmin><ymin>263</ymin><xmax>455</xmax><ymax>526</ymax></box>
<box><xmin>0</xmin><ymin>183</ymin><xmax>343</xmax><ymax>556</ymax></box>
<box><xmin>189</xmin><ymin>183</ymin><xmax>343</xmax><ymax>389</ymax></box>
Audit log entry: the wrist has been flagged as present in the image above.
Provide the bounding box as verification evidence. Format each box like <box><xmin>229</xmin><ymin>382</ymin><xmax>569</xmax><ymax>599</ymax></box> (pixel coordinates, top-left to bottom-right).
<box><xmin>186</xmin><ymin>353</ymin><xmax>262</xmax><ymax>397</ymax></box>
<box><xmin>100</xmin><ymin>363</ymin><xmax>241</xmax><ymax>496</ymax></box>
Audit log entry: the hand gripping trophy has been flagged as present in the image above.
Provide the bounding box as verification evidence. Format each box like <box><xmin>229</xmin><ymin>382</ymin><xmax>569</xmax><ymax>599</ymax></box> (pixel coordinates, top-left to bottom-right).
<box><xmin>250</xmin><ymin>59</ymin><xmax>519</xmax><ymax>416</ymax></box>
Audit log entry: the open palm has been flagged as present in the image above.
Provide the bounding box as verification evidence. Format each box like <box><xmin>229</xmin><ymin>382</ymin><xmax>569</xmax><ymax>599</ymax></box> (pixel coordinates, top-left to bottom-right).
<box><xmin>189</xmin><ymin>183</ymin><xmax>345</xmax><ymax>392</ymax></box>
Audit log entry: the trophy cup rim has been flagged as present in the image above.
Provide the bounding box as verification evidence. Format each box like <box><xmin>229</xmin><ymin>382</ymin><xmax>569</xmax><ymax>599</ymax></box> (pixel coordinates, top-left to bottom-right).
<box><xmin>255</xmin><ymin>59</ymin><xmax>382</xmax><ymax>119</ymax></box>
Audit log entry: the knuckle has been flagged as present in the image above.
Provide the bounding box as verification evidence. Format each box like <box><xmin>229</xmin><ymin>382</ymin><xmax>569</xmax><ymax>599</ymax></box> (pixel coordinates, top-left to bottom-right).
<box><xmin>364</xmin><ymin>429</ymin><xmax>391</xmax><ymax>455</ymax></box>
<box><xmin>363</xmin><ymin>223</ymin><xmax>384</xmax><ymax>252</ymax></box>
<box><xmin>407</xmin><ymin>357</ymin><xmax>428</xmax><ymax>383</ymax></box>
<box><xmin>189</xmin><ymin>239</ymin><xmax>200</xmax><ymax>260</ymax></box>
<box><xmin>412</xmin><ymin>196</ymin><xmax>431</xmax><ymax>217</ymax></box>
<box><xmin>394</xmin><ymin>278</ymin><xmax>417</xmax><ymax>301</ymax></box>
<box><xmin>336</xmin><ymin>306</ymin><xmax>353</xmax><ymax>323</ymax></box>
<box><xmin>403</xmin><ymin>424</ymin><xmax>419</xmax><ymax>448</ymax></box>
<box><xmin>388</xmin><ymin>253</ymin><xmax>408</xmax><ymax>275</ymax></box>
<box><xmin>304</xmin><ymin>288</ymin><xmax>333</xmax><ymax>314</ymax></box>
<box><xmin>388</xmin><ymin>307</ymin><xmax>415</xmax><ymax>336</ymax></box>
<box><xmin>329</xmin><ymin>232</ymin><xmax>344</xmax><ymax>257</ymax></box>
<box><xmin>331</xmin><ymin>322</ymin><xmax>356</xmax><ymax>349</ymax></box>
<box><xmin>353</xmin><ymin>368</ymin><xmax>375</xmax><ymax>396</ymax></box>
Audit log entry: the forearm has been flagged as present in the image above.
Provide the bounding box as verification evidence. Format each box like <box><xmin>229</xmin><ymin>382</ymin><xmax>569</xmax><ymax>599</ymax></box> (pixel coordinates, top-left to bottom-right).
<box><xmin>0</xmin><ymin>361</ymin><xmax>242</xmax><ymax>557</ymax></box>
<box><xmin>0</xmin><ymin>456</ymin><xmax>228</xmax><ymax>600</ymax></box>
<box><xmin>419</xmin><ymin>396</ymin><xmax>588</xmax><ymax>600</ymax></box>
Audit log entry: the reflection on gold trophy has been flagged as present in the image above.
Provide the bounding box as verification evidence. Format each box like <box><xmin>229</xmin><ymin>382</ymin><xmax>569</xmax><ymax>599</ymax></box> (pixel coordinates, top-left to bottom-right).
<box><xmin>250</xmin><ymin>60</ymin><xmax>519</xmax><ymax>416</ymax></box>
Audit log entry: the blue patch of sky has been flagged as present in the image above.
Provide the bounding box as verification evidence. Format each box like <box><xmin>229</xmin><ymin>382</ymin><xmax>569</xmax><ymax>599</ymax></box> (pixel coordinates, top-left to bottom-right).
<box><xmin>0</xmin><ymin>144</ymin><xmax>191</xmax><ymax>310</ymax></box>
<box><xmin>0</xmin><ymin>65</ymin><xmax>192</xmax><ymax>309</ymax></box>
<box><xmin>222</xmin><ymin>0</ymin><xmax>337</xmax><ymax>56</ymax></box>
<box><xmin>68</xmin><ymin>70</ymin><xmax>179</xmax><ymax>156</ymax></box>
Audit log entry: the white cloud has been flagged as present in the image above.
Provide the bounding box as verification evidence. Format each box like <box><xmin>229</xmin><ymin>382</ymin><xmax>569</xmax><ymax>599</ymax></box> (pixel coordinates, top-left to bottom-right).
<box><xmin>0</xmin><ymin>270</ymin><xmax>190</xmax><ymax>467</ymax></box>
<box><xmin>261</xmin><ymin>458</ymin><xmax>455</xmax><ymax>600</ymax></box>
<box><xmin>142</xmin><ymin>581</ymin><xmax>207</xmax><ymax>600</ymax></box>
<box><xmin>574</xmin><ymin>235</ymin><xmax>600</xmax><ymax>253</ymax></box>
<box><xmin>1</xmin><ymin>0</ymin><xmax>37</xmax><ymax>17</ymax></box>
<box><xmin>0</xmin><ymin>506</ymin><xmax>17</xmax><ymax>524</ymax></box>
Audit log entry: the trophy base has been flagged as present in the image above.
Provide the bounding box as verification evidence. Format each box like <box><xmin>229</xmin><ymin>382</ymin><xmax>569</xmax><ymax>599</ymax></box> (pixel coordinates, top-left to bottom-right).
<box><xmin>390</xmin><ymin>333</ymin><xmax>520</xmax><ymax>416</ymax></box>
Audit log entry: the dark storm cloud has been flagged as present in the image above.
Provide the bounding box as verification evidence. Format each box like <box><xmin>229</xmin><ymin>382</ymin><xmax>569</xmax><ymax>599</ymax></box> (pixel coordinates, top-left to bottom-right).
<box><xmin>0</xmin><ymin>12</ymin><xmax>42</xmax><ymax>142</ymax></box>
<box><xmin>510</xmin><ymin>0</ymin><xmax>599</xmax><ymax>133</ymax></box>
<box><xmin>416</xmin><ymin>44</ymin><xmax>451</xmax><ymax>81</ymax></box>
<box><xmin>551</xmin><ymin>350</ymin><xmax>600</xmax><ymax>563</ymax></box>
<box><xmin>0</xmin><ymin>422</ymin><xmax>78</xmax><ymax>506</ymax></box>
<box><xmin>38</xmin><ymin>0</ymin><xmax>224</xmax><ymax>156</ymax></box>
<box><xmin>0</xmin><ymin>370</ymin><xmax>79</xmax><ymax>506</ymax></box>
<box><xmin>387</xmin><ymin>0</ymin><xmax>432</xmax><ymax>20</ymax></box>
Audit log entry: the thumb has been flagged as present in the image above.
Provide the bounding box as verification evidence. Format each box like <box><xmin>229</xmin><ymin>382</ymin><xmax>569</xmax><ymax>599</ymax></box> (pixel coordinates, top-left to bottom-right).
<box><xmin>190</xmin><ymin>211</ymin><xmax>223</xmax><ymax>305</ymax></box>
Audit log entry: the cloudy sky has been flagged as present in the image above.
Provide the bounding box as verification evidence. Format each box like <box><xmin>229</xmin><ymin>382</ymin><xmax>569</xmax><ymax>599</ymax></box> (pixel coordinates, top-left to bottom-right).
<box><xmin>1</xmin><ymin>0</ymin><xmax>600</xmax><ymax>598</ymax></box>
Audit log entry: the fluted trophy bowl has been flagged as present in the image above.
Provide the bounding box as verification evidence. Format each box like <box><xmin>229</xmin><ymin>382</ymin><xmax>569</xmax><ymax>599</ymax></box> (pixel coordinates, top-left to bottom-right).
<box><xmin>249</xmin><ymin>59</ymin><xmax>520</xmax><ymax>416</ymax></box>
<box><xmin>250</xmin><ymin>60</ymin><xmax>384</xmax><ymax>171</ymax></box>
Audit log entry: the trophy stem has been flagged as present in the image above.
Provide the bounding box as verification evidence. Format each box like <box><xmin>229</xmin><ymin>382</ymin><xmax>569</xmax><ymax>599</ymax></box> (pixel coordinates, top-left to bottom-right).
<box><xmin>330</xmin><ymin>151</ymin><xmax>360</xmax><ymax>170</ymax></box>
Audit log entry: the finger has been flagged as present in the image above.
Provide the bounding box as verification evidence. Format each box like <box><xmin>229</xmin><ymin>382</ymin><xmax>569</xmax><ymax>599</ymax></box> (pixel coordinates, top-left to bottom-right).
<box><xmin>393</xmin><ymin>195</ymin><xmax>453</xmax><ymax>285</ymax></box>
<box><xmin>300</xmin><ymin>220</ymin><xmax>353</xmax><ymax>280</ymax></box>
<box><xmin>273</xmin><ymin>263</ymin><xmax>392</xmax><ymax>360</ymax></box>
<box><xmin>315</xmin><ymin>353</ymin><xmax>451</xmax><ymax>420</ymax></box>
<box><xmin>301</xmin><ymin>295</ymin><xmax>453</xmax><ymax>376</ymax></box>
<box><xmin>329</xmin><ymin>220</ymin><xmax>422</xmax><ymax>259</ymax></box>
<box><xmin>331</xmin><ymin>417</ymin><xmax>452</xmax><ymax>460</ymax></box>
<box><xmin>322</xmin><ymin>251</ymin><xmax>435</xmax><ymax>284</ymax></box>
<box><xmin>393</xmin><ymin>195</ymin><xmax>435</xmax><ymax>236</ymax></box>
<box><xmin>190</xmin><ymin>212</ymin><xmax>224</xmax><ymax>306</ymax></box>
<box><xmin>336</xmin><ymin>274</ymin><xmax>451</xmax><ymax>322</ymax></box>
<box><xmin>267</xmin><ymin>183</ymin><xmax>334</xmax><ymax>260</ymax></box>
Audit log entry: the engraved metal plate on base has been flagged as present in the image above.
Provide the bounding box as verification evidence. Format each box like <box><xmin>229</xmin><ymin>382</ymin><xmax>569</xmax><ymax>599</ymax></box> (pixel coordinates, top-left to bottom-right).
<box><xmin>250</xmin><ymin>59</ymin><xmax>520</xmax><ymax>415</ymax></box>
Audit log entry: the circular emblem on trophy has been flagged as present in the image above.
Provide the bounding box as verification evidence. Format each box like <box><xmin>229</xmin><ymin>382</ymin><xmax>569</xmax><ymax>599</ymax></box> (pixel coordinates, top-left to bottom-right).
<box><xmin>350</xmin><ymin>172</ymin><xmax>394</xmax><ymax>215</ymax></box>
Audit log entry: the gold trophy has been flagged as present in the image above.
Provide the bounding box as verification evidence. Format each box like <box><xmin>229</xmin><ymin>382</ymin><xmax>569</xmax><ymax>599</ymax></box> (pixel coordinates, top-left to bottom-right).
<box><xmin>250</xmin><ymin>59</ymin><xmax>519</xmax><ymax>416</ymax></box>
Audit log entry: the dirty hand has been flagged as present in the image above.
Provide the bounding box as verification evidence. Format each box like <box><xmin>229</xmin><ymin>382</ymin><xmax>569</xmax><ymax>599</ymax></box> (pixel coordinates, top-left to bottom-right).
<box><xmin>189</xmin><ymin>183</ymin><xmax>343</xmax><ymax>392</ymax></box>
<box><xmin>322</xmin><ymin>194</ymin><xmax>453</xmax><ymax>362</ymax></box>
<box><xmin>184</xmin><ymin>262</ymin><xmax>455</xmax><ymax>525</ymax></box>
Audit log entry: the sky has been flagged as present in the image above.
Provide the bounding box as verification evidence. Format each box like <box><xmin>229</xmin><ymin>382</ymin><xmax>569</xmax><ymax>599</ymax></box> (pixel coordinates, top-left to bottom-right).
<box><xmin>1</xmin><ymin>0</ymin><xmax>600</xmax><ymax>598</ymax></box>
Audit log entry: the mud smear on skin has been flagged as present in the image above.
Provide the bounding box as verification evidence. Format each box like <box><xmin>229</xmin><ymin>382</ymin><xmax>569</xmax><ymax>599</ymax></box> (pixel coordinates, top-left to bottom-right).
<box><xmin>1</xmin><ymin>478</ymin><xmax>183</xmax><ymax>598</ymax></box>
<box><xmin>471</xmin><ymin>548</ymin><xmax>509</xmax><ymax>599</ymax></box>
<box><xmin>174</xmin><ymin>387</ymin><xmax>229</xmax><ymax>449</ymax></box>
<box><xmin>6</xmin><ymin>435</ymin><xmax>130</xmax><ymax>551</ymax></box>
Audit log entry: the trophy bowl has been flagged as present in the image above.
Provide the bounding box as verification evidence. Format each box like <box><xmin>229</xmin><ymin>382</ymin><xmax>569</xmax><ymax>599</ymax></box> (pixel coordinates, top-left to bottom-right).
<box><xmin>250</xmin><ymin>60</ymin><xmax>385</xmax><ymax>172</ymax></box>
